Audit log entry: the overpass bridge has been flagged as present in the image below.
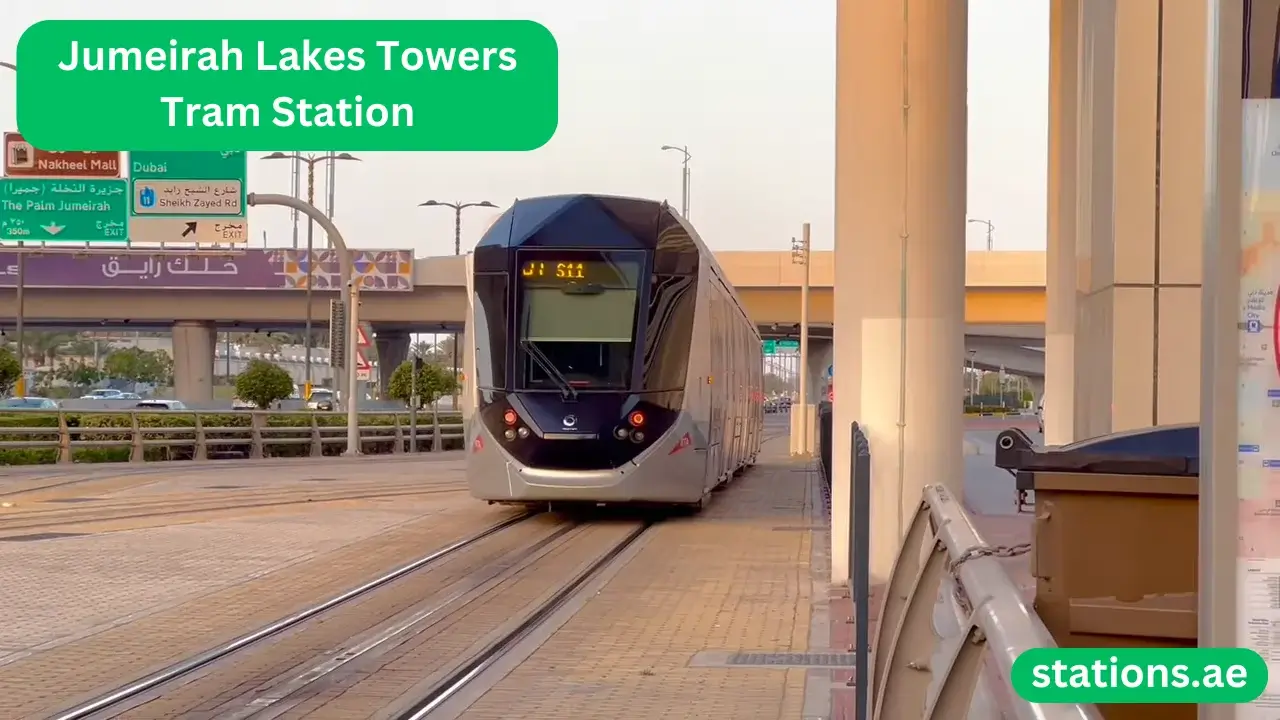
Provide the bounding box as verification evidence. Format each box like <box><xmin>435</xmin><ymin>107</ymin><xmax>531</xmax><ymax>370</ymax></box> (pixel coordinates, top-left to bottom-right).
<box><xmin>0</xmin><ymin>248</ymin><xmax>1047</xmax><ymax>395</ymax></box>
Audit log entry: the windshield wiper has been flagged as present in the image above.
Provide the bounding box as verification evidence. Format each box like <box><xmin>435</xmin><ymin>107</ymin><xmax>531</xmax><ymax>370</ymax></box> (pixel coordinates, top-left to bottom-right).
<box><xmin>520</xmin><ymin>339</ymin><xmax>578</xmax><ymax>401</ymax></box>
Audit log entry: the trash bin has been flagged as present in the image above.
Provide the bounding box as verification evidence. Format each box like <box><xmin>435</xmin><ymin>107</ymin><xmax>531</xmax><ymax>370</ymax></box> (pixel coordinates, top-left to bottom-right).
<box><xmin>994</xmin><ymin>424</ymin><xmax>1199</xmax><ymax>720</ymax></box>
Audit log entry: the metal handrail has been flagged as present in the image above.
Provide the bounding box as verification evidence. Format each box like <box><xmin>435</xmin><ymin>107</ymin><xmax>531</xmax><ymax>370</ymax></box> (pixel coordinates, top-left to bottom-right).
<box><xmin>0</xmin><ymin>409</ymin><xmax>464</xmax><ymax>463</ymax></box>
<box><xmin>866</xmin><ymin>482</ymin><xmax>1102</xmax><ymax>719</ymax></box>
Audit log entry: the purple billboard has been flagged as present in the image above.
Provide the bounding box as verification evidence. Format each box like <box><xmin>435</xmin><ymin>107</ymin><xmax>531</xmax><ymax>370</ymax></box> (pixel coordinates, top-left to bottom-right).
<box><xmin>0</xmin><ymin>249</ymin><xmax>414</xmax><ymax>291</ymax></box>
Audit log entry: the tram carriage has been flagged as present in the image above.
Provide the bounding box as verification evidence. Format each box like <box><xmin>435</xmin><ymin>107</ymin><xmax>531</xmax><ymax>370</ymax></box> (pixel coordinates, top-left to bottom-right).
<box><xmin>461</xmin><ymin>194</ymin><xmax>763</xmax><ymax>508</ymax></box>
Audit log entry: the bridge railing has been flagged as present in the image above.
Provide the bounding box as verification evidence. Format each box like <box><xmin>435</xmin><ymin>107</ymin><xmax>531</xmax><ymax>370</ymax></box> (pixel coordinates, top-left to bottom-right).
<box><xmin>0</xmin><ymin>409</ymin><xmax>464</xmax><ymax>464</ymax></box>
<box><xmin>839</xmin><ymin>422</ymin><xmax>1101</xmax><ymax>719</ymax></box>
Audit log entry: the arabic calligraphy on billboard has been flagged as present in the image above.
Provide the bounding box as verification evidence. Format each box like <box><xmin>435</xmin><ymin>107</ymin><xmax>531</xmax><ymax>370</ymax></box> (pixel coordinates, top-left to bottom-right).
<box><xmin>0</xmin><ymin>248</ymin><xmax>415</xmax><ymax>291</ymax></box>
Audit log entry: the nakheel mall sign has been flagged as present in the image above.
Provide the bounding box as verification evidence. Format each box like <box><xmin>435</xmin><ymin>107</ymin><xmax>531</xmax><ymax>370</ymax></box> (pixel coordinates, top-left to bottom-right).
<box><xmin>3</xmin><ymin>132</ymin><xmax>122</xmax><ymax>178</ymax></box>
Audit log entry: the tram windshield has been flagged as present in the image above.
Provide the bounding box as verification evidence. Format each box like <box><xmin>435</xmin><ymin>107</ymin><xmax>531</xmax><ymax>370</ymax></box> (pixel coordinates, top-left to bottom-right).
<box><xmin>516</xmin><ymin>249</ymin><xmax>643</xmax><ymax>390</ymax></box>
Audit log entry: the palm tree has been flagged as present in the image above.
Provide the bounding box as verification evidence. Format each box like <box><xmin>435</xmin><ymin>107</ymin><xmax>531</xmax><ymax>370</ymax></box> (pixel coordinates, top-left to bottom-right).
<box><xmin>64</xmin><ymin>336</ymin><xmax>100</xmax><ymax>361</ymax></box>
<box><xmin>24</xmin><ymin>332</ymin><xmax>75</xmax><ymax>369</ymax></box>
<box><xmin>410</xmin><ymin>340</ymin><xmax>434</xmax><ymax>359</ymax></box>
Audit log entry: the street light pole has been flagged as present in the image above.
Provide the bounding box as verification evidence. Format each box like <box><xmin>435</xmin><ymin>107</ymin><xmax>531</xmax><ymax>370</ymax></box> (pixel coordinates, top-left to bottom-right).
<box><xmin>660</xmin><ymin>145</ymin><xmax>691</xmax><ymax>217</ymax></box>
<box><xmin>1</xmin><ymin>61</ymin><xmax>23</xmax><ymax>396</ymax></box>
<box><xmin>791</xmin><ymin>225</ymin><xmax>811</xmax><ymax>457</ymax></box>
<box><xmin>248</xmin><ymin>193</ymin><xmax>362</xmax><ymax>455</ymax></box>
<box><xmin>967</xmin><ymin>218</ymin><xmax>995</xmax><ymax>251</ymax></box>
<box><xmin>262</xmin><ymin>152</ymin><xmax>360</xmax><ymax>400</ymax></box>
<box><xmin>419</xmin><ymin>199</ymin><xmax>497</xmax><ymax>404</ymax></box>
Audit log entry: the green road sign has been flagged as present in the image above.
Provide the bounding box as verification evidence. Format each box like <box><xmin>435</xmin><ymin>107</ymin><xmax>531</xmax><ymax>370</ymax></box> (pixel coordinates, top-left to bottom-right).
<box><xmin>0</xmin><ymin>178</ymin><xmax>129</xmax><ymax>243</ymax></box>
<box><xmin>129</xmin><ymin>150</ymin><xmax>249</xmax><ymax>182</ymax></box>
<box><xmin>763</xmin><ymin>339</ymin><xmax>800</xmax><ymax>353</ymax></box>
<box><xmin>128</xmin><ymin>150</ymin><xmax>249</xmax><ymax>244</ymax></box>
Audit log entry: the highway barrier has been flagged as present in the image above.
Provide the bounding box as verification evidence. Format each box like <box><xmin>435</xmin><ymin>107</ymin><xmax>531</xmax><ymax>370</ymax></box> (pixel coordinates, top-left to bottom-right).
<box><xmin>0</xmin><ymin>410</ymin><xmax>465</xmax><ymax>465</ymax></box>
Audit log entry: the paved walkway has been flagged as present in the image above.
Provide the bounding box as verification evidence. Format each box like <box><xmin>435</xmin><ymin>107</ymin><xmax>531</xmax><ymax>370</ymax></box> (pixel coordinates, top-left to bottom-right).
<box><xmin>451</xmin><ymin>435</ymin><xmax>818</xmax><ymax>720</ymax></box>
<box><xmin>0</xmin><ymin>456</ymin><xmax>494</xmax><ymax>719</ymax></box>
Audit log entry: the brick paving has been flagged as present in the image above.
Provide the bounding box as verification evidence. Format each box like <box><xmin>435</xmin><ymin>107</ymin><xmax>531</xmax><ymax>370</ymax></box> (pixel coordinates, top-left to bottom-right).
<box><xmin>0</xmin><ymin>460</ymin><xmax>510</xmax><ymax>719</ymax></box>
<box><xmin>455</xmin><ymin>436</ymin><xmax>814</xmax><ymax>720</ymax></box>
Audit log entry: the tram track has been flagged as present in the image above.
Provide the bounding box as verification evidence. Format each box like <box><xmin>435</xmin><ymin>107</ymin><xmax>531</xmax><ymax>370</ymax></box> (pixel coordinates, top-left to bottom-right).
<box><xmin>0</xmin><ymin>453</ymin><xmax>463</xmax><ymax>501</ymax></box>
<box><xmin>53</xmin><ymin>511</ymin><xmax>654</xmax><ymax>720</ymax></box>
<box><xmin>0</xmin><ymin>481</ymin><xmax>469</xmax><ymax>535</ymax></box>
<box><xmin>47</xmin><ymin>511</ymin><xmax>539</xmax><ymax>720</ymax></box>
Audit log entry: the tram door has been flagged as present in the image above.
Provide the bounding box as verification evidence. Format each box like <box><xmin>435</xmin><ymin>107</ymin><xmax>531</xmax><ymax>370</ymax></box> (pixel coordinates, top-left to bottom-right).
<box><xmin>705</xmin><ymin>294</ymin><xmax>724</xmax><ymax>490</ymax></box>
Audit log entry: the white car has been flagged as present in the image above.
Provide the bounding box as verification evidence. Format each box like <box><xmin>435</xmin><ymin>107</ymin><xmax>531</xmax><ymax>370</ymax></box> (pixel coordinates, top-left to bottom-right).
<box><xmin>307</xmin><ymin>388</ymin><xmax>337</xmax><ymax>411</ymax></box>
<box><xmin>81</xmin><ymin>388</ymin><xmax>124</xmax><ymax>399</ymax></box>
<box><xmin>135</xmin><ymin>399</ymin><xmax>187</xmax><ymax>410</ymax></box>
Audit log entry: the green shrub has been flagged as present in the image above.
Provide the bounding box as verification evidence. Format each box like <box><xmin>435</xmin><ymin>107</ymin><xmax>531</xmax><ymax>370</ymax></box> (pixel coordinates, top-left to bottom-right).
<box><xmin>235</xmin><ymin>360</ymin><xmax>295</xmax><ymax>410</ymax></box>
<box><xmin>0</xmin><ymin>347</ymin><xmax>19</xmax><ymax>396</ymax></box>
<box><xmin>0</xmin><ymin>410</ymin><xmax>463</xmax><ymax>465</ymax></box>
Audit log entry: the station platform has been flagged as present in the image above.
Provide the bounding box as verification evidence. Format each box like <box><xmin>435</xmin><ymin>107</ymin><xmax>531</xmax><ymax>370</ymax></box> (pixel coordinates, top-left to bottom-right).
<box><xmin>0</xmin><ymin>454</ymin><xmax>483</xmax><ymax>718</ymax></box>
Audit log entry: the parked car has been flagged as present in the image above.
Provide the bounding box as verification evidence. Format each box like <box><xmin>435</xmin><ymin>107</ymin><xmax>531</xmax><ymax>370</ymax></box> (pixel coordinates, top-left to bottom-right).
<box><xmin>232</xmin><ymin>397</ymin><xmax>256</xmax><ymax>410</ymax></box>
<box><xmin>0</xmin><ymin>397</ymin><xmax>59</xmax><ymax>410</ymax></box>
<box><xmin>80</xmin><ymin>388</ymin><xmax>124</xmax><ymax>399</ymax></box>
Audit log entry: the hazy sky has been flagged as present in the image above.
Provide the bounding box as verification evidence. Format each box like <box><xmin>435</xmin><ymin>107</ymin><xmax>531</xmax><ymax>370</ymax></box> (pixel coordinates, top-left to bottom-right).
<box><xmin>0</xmin><ymin>1</ymin><xmax>1049</xmax><ymax>257</ymax></box>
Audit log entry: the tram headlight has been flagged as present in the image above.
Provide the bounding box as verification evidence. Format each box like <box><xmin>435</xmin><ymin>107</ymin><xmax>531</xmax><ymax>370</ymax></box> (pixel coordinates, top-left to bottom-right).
<box><xmin>614</xmin><ymin>427</ymin><xmax>630</xmax><ymax>440</ymax></box>
<box><xmin>631</xmin><ymin>430</ymin><xmax>645</xmax><ymax>443</ymax></box>
<box><xmin>503</xmin><ymin>428</ymin><xmax>517</xmax><ymax>441</ymax></box>
<box><xmin>517</xmin><ymin>426</ymin><xmax>530</xmax><ymax>439</ymax></box>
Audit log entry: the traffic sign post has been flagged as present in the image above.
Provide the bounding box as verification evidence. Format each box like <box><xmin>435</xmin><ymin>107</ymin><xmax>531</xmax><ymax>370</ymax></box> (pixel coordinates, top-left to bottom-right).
<box><xmin>3</xmin><ymin>133</ymin><xmax>124</xmax><ymax>398</ymax></box>
<box><xmin>1</xmin><ymin>178</ymin><xmax>129</xmax><ymax>243</ymax></box>
<box><xmin>128</xmin><ymin>151</ymin><xmax>248</xmax><ymax>245</ymax></box>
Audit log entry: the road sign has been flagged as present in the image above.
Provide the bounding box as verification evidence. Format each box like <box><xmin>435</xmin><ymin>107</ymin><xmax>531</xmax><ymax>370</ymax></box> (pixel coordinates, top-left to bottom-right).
<box><xmin>826</xmin><ymin>364</ymin><xmax>834</xmax><ymax>379</ymax></box>
<box><xmin>762</xmin><ymin>339</ymin><xmax>799</xmax><ymax>353</ymax></box>
<box><xmin>1</xmin><ymin>178</ymin><xmax>129</xmax><ymax>243</ymax></box>
<box><xmin>356</xmin><ymin>349</ymin><xmax>372</xmax><ymax>371</ymax></box>
<box><xmin>3</xmin><ymin>132</ymin><xmax>121</xmax><ymax>178</ymax></box>
<box><xmin>776</xmin><ymin>339</ymin><xmax>799</xmax><ymax>350</ymax></box>
<box><xmin>762</xmin><ymin>340</ymin><xmax>776</xmax><ymax>353</ymax></box>
<box><xmin>356</xmin><ymin>326</ymin><xmax>372</xmax><ymax>347</ymax></box>
<box><xmin>126</xmin><ymin>218</ymin><xmax>247</xmax><ymax>245</ymax></box>
<box><xmin>128</xmin><ymin>151</ymin><xmax>248</xmax><ymax>244</ymax></box>
<box><xmin>827</xmin><ymin>386</ymin><xmax>834</xmax><ymax>402</ymax></box>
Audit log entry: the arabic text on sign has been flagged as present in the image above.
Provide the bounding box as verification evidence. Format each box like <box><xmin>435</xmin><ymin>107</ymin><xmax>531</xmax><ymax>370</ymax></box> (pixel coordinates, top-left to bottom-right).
<box><xmin>100</xmin><ymin>256</ymin><xmax>241</xmax><ymax>279</ymax></box>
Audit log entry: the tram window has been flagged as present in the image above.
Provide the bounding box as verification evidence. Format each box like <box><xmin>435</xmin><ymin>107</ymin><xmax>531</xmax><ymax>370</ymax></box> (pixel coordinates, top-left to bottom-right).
<box><xmin>517</xmin><ymin>250</ymin><xmax>643</xmax><ymax>389</ymax></box>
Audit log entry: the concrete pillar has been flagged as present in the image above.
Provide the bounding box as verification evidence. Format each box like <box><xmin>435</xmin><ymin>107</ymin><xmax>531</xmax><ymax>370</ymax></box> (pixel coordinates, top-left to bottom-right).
<box><xmin>452</xmin><ymin>329</ymin><xmax>467</xmax><ymax>408</ymax></box>
<box><xmin>834</xmin><ymin>0</ymin><xmax>967</xmax><ymax>584</ymax></box>
<box><xmin>172</xmin><ymin>320</ymin><xmax>216</xmax><ymax>403</ymax></box>
<box><xmin>1044</xmin><ymin>0</ymin><xmax>1080</xmax><ymax>445</ymax></box>
<box><xmin>374</xmin><ymin>329</ymin><xmax>410</xmax><ymax>397</ymax></box>
<box><xmin>1073</xmin><ymin>0</ymin><xmax>1206</xmax><ymax>439</ymax></box>
<box><xmin>807</xmin><ymin>339</ymin><xmax>833</xmax><ymax>403</ymax></box>
<box><xmin>1071</xmin><ymin>0</ymin><xmax>1117</xmax><ymax>441</ymax></box>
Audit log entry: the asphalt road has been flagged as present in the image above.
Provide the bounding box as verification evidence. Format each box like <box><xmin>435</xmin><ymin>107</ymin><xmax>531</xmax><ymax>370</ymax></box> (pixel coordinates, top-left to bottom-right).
<box><xmin>964</xmin><ymin>416</ymin><xmax>1040</xmax><ymax>516</ymax></box>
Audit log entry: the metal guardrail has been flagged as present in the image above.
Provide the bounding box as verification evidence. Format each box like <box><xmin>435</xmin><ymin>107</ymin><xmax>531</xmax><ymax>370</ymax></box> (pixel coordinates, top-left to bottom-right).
<box><xmin>0</xmin><ymin>410</ymin><xmax>464</xmax><ymax>463</ymax></box>
<box><xmin>840</xmin><ymin>422</ymin><xmax>1101</xmax><ymax>719</ymax></box>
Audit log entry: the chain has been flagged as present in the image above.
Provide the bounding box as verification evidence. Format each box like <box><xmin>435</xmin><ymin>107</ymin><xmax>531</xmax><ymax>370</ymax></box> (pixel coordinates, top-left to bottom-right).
<box><xmin>946</xmin><ymin>543</ymin><xmax>1033</xmax><ymax>616</ymax></box>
